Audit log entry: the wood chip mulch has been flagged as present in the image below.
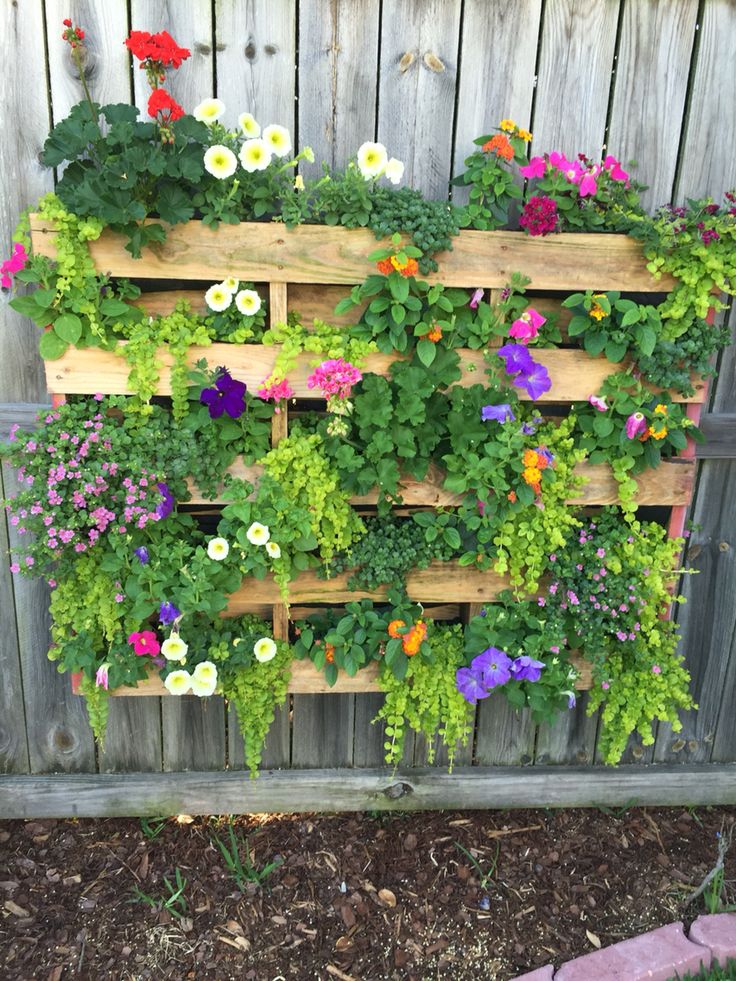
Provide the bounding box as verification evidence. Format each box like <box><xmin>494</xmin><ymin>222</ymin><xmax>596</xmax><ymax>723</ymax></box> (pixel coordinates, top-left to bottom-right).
<box><xmin>1</xmin><ymin>806</ymin><xmax>734</xmax><ymax>980</ymax></box>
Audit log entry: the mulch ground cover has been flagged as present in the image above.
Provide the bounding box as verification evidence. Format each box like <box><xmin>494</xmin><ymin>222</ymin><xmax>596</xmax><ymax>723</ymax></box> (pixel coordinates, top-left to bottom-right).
<box><xmin>1</xmin><ymin>805</ymin><xmax>734</xmax><ymax>980</ymax></box>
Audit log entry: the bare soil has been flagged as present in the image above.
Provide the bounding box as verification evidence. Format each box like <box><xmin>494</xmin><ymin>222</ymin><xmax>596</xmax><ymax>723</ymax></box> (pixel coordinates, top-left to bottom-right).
<box><xmin>1</xmin><ymin>806</ymin><xmax>734</xmax><ymax>980</ymax></box>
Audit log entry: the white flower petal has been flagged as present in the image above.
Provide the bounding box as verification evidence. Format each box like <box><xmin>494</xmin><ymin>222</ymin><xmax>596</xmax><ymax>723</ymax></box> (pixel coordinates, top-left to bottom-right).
<box><xmin>194</xmin><ymin>98</ymin><xmax>226</xmax><ymax>124</ymax></box>
<box><xmin>356</xmin><ymin>141</ymin><xmax>388</xmax><ymax>179</ymax></box>
<box><xmin>204</xmin><ymin>144</ymin><xmax>238</xmax><ymax>179</ymax></box>
<box><xmin>239</xmin><ymin>138</ymin><xmax>272</xmax><ymax>172</ymax></box>
<box><xmin>254</xmin><ymin>637</ymin><xmax>277</xmax><ymax>663</ymax></box>
<box><xmin>207</xmin><ymin>537</ymin><xmax>230</xmax><ymax>561</ymax></box>
<box><xmin>262</xmin><ymin>123</ymin><xmax>292</xmax><ymax>158</ymax></box>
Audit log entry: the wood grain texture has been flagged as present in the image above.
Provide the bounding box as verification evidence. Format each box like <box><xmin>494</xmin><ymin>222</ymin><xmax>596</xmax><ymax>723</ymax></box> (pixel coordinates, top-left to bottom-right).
<box><xmin>452</xmin><ymin>0</ymin><xmax>542</xmax><ymax>203</ymax></box>
<box><xmin>41</xmin><ymin>343</ymin><xmax>704</xmax><ymax>402</ymax></box>
<box><xmin>535</xmin><ymin>693</ymin><xmax>599</xmax><ymax>765</ymax></box>
<box><xmin>291</xmin><ymin>694</ymin><xmax>355</xmax><ymax>768</ymax></box>
<box><xmin>5</xmin><ymin>764</ymin><xmax>736</xmax><ymax>818</ymax></box>
<box><xmin>130</xmin><ymin>0</ymin><xmax>213</xmax><ymax>115</ymax></box>
<box><xmin>214</xmin><ymin>0</ymin><xmax>296</xmax><ymax>133</ymax></box>
<box><xmin>0</xmin><ymin>1</ymin><xmax>52</xmax><ymax>405</ymax></box>
<box><xmin>0</xmin><ymin>466</ymin><xmax>30</xmax><ymax>773</ymax></box>
<box><xmin>377</xmin><ymin>0</ymin><xmax>461</xmax><ymax>199</ymax></box>
<box><xmin>607</xmin><ymin>0</ymin><xmax>699</xmax><ymax>211</ymax></box>
<box><xmin>2</xmin><ymin>462</ymin><xmax>96</xmax><ymax>774</ymax></box>
<box><xmin>674</xmin><ymin>1</ymin><xmax>736</xmax><ymax>202</ymax></box>
<box><xmin>531</xmin><ymin>0</ymin><xmax>620</xmax><ymax>160</ymax></box>
<box><xmin>298</xmin><ymin>0</ymin><xmax>380</xmax><ymax>176</ymax></box>
<box><xmin>186</xmin><ymin>458</ymin><xmax>696</xmax><ymax>506</ymax></box>
<box><xmin>44</xmin><ymin>0</ymin><xmax>131</xmax><ymax>122</ymax></box>
<box><xmin>162</xmin><ymin>696</ymin><xmax>226</xmax><ymax>771</ymax></box>
<box><xmin>98</xmin><ymin>699</ymin><xmax>162</xmax><ymax>773</ymax></box>
<box><xmin>473</xmin><ymin>698</ymin><xmax>536</xmax><ymax>766</ymax></box>
<box><xmin>697</xmin><ymin>414</ymin><xmax>736</xmax><ymax>459</ymax></box>
<box><xmin>228</xmin><ymin>701</ymin><xmax>291</xmax><ymax>771</ymax></box>
<box><xmin>30</xmin><ymin>219</ymin><xmax>676</xmax><ymax>290</ymax></box>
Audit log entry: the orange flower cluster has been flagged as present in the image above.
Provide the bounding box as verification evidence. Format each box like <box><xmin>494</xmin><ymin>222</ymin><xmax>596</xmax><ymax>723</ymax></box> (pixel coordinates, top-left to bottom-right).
<box><xmin>376</xmin><ymin>255</ymin><xmax>419</xmax><ymax>277</ymax></box>
<box><xmin>402</xmin><ymin>620</ymin><xmax>427</xmax><ymax>657</ymax></box>
<box><xmin>420</xmin><ymin>324</ymin><xmax>443</xmax><ymax>343</ymax></box>
<box><xmin>324</xmin><ymin>643</ymin><xmax>335</xmax><ymax>664</ymax></box>
<box><xmin>521</xmin><ymin>446</ymin><xmax>551</xmax><ymax>495</ymax></box>
<box><xmin>386</xmin><ymin>618</ymin><xmax>427</xmax><ymax>656</ymax></box>
<box><xmin>482</xmin><ymin>133</ymin><xmax>514</xmax><ymax>161</ymax></box>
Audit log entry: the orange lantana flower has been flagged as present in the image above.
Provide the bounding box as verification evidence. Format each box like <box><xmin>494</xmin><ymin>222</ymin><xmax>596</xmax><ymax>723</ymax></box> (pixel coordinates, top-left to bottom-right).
<box><xmin>388</xmin><ymin>619</ymin><xmax>406</xmax><ymax>638</ymax></box>
<box><xmin>482</xmin><ymin>134</ymin><xmax>514</xmax><ymax>161</ymax></box>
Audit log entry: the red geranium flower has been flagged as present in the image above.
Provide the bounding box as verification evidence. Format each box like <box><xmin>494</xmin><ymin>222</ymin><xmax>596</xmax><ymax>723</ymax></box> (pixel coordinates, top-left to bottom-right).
<box><xmin>147</xmin><ymin>87</ymin><xmax>184</xmax><ymax>122</ymax></box>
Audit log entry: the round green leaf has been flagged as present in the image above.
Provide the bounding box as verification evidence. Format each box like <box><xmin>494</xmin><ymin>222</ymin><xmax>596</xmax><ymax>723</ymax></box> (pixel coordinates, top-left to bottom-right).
<box><xmin>38</xmin><ymin>330</ymin><xmax>70</xmax><ymax>360</ymax></box>
<box><xmin>53</xmin><ymin>314</ymin><xmax>83</xmax><ymax>345</ymax></box>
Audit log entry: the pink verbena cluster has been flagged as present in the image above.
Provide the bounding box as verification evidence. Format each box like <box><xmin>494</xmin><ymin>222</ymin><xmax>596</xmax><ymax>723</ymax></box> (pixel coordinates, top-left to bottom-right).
<box><xmin>306</xmin><ymin>359</ymin><xmax>363</xmax><ymax>400</ymax></box>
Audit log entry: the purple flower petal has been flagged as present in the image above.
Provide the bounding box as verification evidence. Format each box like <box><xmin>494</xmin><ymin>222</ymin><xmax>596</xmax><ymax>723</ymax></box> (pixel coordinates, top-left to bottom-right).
<box><xmin>456</xmin><ymin>667</ymin><xmax>489</xmax><ymax>704</ymax></box>
<box><xmin>497</xmin><ymin>343</ymin><xmax>535</xmax><ymax>376</ymax></box>
<box><xmin>481</xmin><ymin>403</ymin><xmax>515</xmax><ymax>424</ymax></box>
<box><xmin>510</xmin><ymin>655</ymin><xmax>545</xmax><ymax>682</ymax></box>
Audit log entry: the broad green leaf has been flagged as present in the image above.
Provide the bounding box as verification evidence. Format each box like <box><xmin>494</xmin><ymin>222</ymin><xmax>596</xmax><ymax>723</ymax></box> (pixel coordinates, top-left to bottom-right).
<box><xmin>53</xmin><ymin>313</ymin><xmax>83</xmax><ymax>345</ymax></box>
<box><xmin>416</xmin><ymin>339</ymin><xmax>437</xmax><ymax>367</ymax></box>
<box><xmin>38</xmin><ymin>330</ymin><xmax>69</xmax><ymax>360</ymax></box>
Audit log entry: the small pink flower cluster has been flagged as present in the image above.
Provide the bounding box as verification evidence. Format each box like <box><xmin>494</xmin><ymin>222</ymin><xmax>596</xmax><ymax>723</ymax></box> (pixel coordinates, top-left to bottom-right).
<box><xmin>256</xmin><ymin>378</ymin><xmax>295</xmax><ymax>411</ymax></box>
<box><xmin>306</xmin><ymin>359</ymin><xmax>363</xmax><ymax>399</ymax></box>
<box><xmin>1</xmin><ymin>243</ymin><xmax>28</xmax><ymax>290</ymax></box>
<box><xmin>519</xmin><ymin>196</ymin><xmax>558</xmax><ymax>236</ymax></box>
<box><xmin>508</xmin><ymin>308</ymin><xmax>545</xmax><ymax>344</ymax></box>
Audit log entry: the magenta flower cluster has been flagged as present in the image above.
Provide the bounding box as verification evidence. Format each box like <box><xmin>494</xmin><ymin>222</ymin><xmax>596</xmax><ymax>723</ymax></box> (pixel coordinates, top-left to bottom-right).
<box><xmin>306</xmin><ymin>359</ymin><xmax>363</xmax><ymax>400</ymax></box>
<box><xmin>520</xmin><ymin>151</ymin><xmax>629</xmax><ymax>198</ymax></box>
<box><xmin>1</xmin><ymin>242</ymin><xmax>28</xmax><ymax>290</ymax></box>
<box><xmin>519</xmin><ymin>196</ymin><xmax>558</xmax><ymax>236</ymax></box>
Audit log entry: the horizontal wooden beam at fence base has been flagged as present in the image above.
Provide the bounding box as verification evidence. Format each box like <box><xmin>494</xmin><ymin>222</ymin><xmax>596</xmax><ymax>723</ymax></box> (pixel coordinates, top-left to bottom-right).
<box><xmin>29</xmin><ymin>218</ymin><xmax>676</xmax><ymax>291</ymax></box>
<box><xmin>72</xmin><ymin>653</ymin><xmax>593</xmax><ymax>698</ymax></box>
<box><xmin>3</xmin><ymin>764</ymin><xmax>736</xmax><ymax>818</ymax></box>
<box><xmin>186</xmin><ymin>458</ymin><xmax>696</xmax><ymax>506</ymax></box>
<box><xmin>42</xmin><ymin>344</ymin><xmax>706</xmax><ymax>403</ymax></box>
<box><xmin>697</xmin><ymin>414</ymin><xmax>736</xmax><ymax>459</ymax></box>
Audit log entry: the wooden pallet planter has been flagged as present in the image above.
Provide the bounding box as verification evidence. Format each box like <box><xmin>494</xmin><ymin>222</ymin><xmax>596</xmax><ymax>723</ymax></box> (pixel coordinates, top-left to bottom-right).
<box><xmin>32</xmin><ymin>220</ymin><xmax>705</xmax><ymax>705</ymax></box>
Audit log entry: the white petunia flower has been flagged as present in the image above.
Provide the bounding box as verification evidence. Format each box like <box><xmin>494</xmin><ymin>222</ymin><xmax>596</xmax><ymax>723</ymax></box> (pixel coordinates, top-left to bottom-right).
<box><xmin>194</xmin><ymin>98</ymin><xmax>225</xmax><ymax>125</ymax></box>
<box><xmin>302</xmin><ymin>146</ymin><xmax>315</xmax><ymax>164</ymax></box>
<box><xmin>207</xmin><ymin>537</ymin><xmax>230</xmax><ymax>561</ymax></box>
<box><xmin>164</xmin><ymin>669</ymin><xmax>192</xmax><ymax>695</ymax></box>
<box><xmin>262</xmin><ymin>123</ymin><xmax>292</xmax><ymax>158</ymax></box>
<box><xmin>222</xmin><ymin>276</ymin><xmax>239</xmax><ymax>293</ymax></box>
<box><xmin>357</xmin><ymin>141</ymin><xmax>388</xmax><ymax>179</ymax></box>
<box><xmin>239</xmin><ymin>138</ymin><xmax>272</xmax><ymax>172</ymax></box>
<box><xmin>161</xmin><ymin>635</ymin><xmax>188</xmax><ymax>662</ymax></box>
<box><xmin>246</xmin><ymin>522</ymin><xmax>270</xmax><ymax>546</ymax></box>
<box><xmin>294</xmin><ymin>174</ymin><xmax>305</xmax><ymax>191</ymax></box>
<box><xmin>254</xmin><ymin>637</ymin><xmax>277</xmax><ymax>663</ymax></box>
<box><xmin>205</xmin><ymin>283</ymin><xmax>233</xmax><ymax>312</ymax></box>
<box><xmin>235</xmin><ymin>289</ymin><xmax>262</xmax><ymax>316</ymax></box>
<box><xmin>266</xmin><ymin>541</ymin><xmax>281</xmax><ymax>559</ymax></box>
<box><xmin>191</xmin><ymin>660</ymin><xmax>218</xmax><ymax>697</ymax></box>
<box><xmin>203</xmin><ymin>144</ymin><xmax>238</xmax><ymax>179</ymax></box>
<box><xmin>385</xmin><ymin>157</ymin><xmax>405</xmax><ymax>185</ymax></box>
<box><xmin>238</xmin><ymin>112</ymin><xmax>261</xmax><ymax>138</ymax></box>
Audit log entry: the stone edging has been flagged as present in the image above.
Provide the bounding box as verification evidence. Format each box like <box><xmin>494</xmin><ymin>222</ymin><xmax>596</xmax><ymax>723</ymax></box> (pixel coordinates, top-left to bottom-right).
<box><xmin>512</xmin><ymin>913</ymin><xmax>736</xmax><ymax>980</ymax></box>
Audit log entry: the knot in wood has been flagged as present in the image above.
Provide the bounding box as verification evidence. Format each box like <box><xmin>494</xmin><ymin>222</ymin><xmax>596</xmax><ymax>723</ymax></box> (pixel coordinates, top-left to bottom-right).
<box><xmin>245</xmin><ymin>40</ymin><xmax>256</xmax><ymax>60</ymax></box>
<box><xmin>423</xmin><ymin>51</ymin><xmax>445</xmax><ymax>73</ymax></box>
<box><xmin>399</xmin><ymin>51</ymin><xmax>415</xmax><ymax>73</ymax></box>
<box><xmin>719</xmin><ymin>541</ymin><xmax>730</xmax><ymax>552</ymax></box>
<box><xmin>51</xmin><ymin>726</ymin><xmax>76</xmax><ymax>753</ymax></box>
<box><xmin>383</xmin><ymin>781</ymin><xmax>412</xmax><ymax>800</ymax></box>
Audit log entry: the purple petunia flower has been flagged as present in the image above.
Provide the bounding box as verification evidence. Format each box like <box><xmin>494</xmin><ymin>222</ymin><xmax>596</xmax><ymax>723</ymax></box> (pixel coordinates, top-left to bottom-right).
<box><xmin>456</xmin><ymin>667</ymin><xmax>490</xmax><ymax>705</ymax></box>
<box><xmin>159</xmin><ymin>601</ymin><xmax>181</xmax><ymax>625</ymax></box>
<box><xmin>497</xmin><ymin>343</ymin><xmax>535</xmax><ymax>375</ymax></box>
<box><xmin>156</xmin><ymin>482</ymin><xmax>175</xmax><ymax>520</ymax></box>
<box><xmin>133</xmin><ymin>546</ymin><xmax>150</xmax><ymax>564</ymax></box>
<box><xmin>510</xmin><ymin>655</ymin><xmax>545</xmax><ymax>683</ymax></box>
<box><xmin>514</xmin><ymin>361</ymin><xmax>552</xmax><ymax>400</ymax></box>
<box><xmin>200</xmin><ymin>367</ymin><xmax>247</xmax><ymax>419</ymax></box>
<box><xmin>473</xmin><ymin>646</ymin><xmax>512</xmax><ymax>689</ymax></box>
<box><xmin>481</xmin><ymin>403</ymin><xmax>515</xmax><ymax>424</ymax></box>
<box><xmin>469</xmin><ymin>288</ymin><xmax>484</xmax><ymax>309</ymax></box>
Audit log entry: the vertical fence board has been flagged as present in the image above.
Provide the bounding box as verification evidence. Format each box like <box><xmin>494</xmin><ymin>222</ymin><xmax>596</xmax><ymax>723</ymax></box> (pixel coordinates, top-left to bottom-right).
<box><xmin>291</xmin><ymin>694</ymin><xmax>355</xmax><ymax>768</ymax></box>
<box><xmin>44</xmin><ymin>0</ymin><xmax>131</xmax><ymax>122</ymax></box>
<box><xmin>377</xmin><ymin>0</ymin><xmax>462</xmax><ymax>200</ymax></box>
<box><xmin>535</xmin><ymin>693</ymin><xmax>599</xmax><ymax>765</ymax></box>
<box><xmin>215</xmin><ymin>1</ymin><xmax>296</xmax><ymax>133</ymax></box>
<box><xmin>674</xmin><ymin>1</ymin><xmax>736</xmax><ymax>203</ymax></box>
<box><xmin>606</xmin><ymin>0</ymin><xmax>699</xmax><ymax>211</ymax></box>
<box><xmin>99</xmin><ymin>700</ymin><xmax>162</xmax><ymax>772</ymax></box>
<box><xmin>297</xmin><ymin>0</ymin><xmax>380</xmax><ymax>178</ymax></box>
<box><xmin>162</xmin><ymin>697</ymin><xmax>226</xmax><ymax>771</ymax></box>
<box><xmin>228</xmin><ymin>702</ymin><xmax>291</xmax><ymax>771</ymax></box>
<box><xmin>353</xmin><ymin>693</ymin><xmax>386</xmax><ymax>767</ymax></box>
<box><xmin>4</xmin><ymin>463</ymin><xmax>96</xmax><ymax>773</ymax></box>
<box><xmin>0</xmin><ymin>466</ymin><xmax>30</xmax><ymax>774</ymax></box>
<box><xmin>531</xmin><ymin>0</ymin><xmax>620</xmax><ymax>160</ymax></box>
<box><xmin>474</xmin><ymin>699</ymin><xmax>536</xmax><ymax>766</ymax></box>
<box><xmin>131</xmin><ymin>0</ymin><xmax>214</xmax><ymax>116</ymax></box>
<box><xmin>451</xmin><ymin>0</ymin><xmax>542</xmax><ymax>201</ymax></box>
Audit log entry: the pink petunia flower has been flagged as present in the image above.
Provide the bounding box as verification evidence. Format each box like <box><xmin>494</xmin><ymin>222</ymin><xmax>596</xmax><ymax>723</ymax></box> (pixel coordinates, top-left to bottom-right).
<box><xmin>519</xmin><ymin>156</ymin><xmax>547</xmax><ymax>179</ymax></box>
<box><xmin>578</xmin><ymin>165</ymin><xmax>600</xmax><ymax>197</ymax></box>
<box><xmin>625</xmin><ymin>412</ymin><xmax>647</xmax><ymax>439</ymax></box>
<box><xmin>128</xmin><ymin>630</ymin><xmax>161</xmax><ymax>656</ymax></box>
<box><xmin>469</xmin><ymin>288</ymin><xmax>484</xmax><ymax>309</ymax></box>
<box><xmin>588</xmin><ymin>395</ymin><xmax>609</xmax><ymax>412</ymax></box>
<box><xmin>508</xmin><ymin>307</ymin><xmax>546</xmax><ymax>344</ymax></box>
<box><xmin>604</xmin><ymin>154</ymin><xmax>630</xmax><ymax>182</ymax></box>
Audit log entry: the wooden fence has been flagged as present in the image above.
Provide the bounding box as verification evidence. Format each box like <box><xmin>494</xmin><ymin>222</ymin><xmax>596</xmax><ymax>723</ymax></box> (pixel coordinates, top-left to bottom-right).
<box><xmin>1</xmin><ymin>0</ymin><xmax>735</xmax><ymax>815</ymax></box>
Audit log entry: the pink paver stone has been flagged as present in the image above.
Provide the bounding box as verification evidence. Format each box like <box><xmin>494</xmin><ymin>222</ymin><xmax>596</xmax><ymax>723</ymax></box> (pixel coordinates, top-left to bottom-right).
<box><xmin>510</xmin><ymin>967</ymin><xmax>554</xmax><ymax>981</ymax></box>
<box><xmin>690</xmin><ymin>913</ymin><xmax>736</xmax><ymax>960</ymax></box>
<box><xmin>555</xmin><ymin>921</ymin><xmax>710</xmax><ymax>981</ymax></box>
